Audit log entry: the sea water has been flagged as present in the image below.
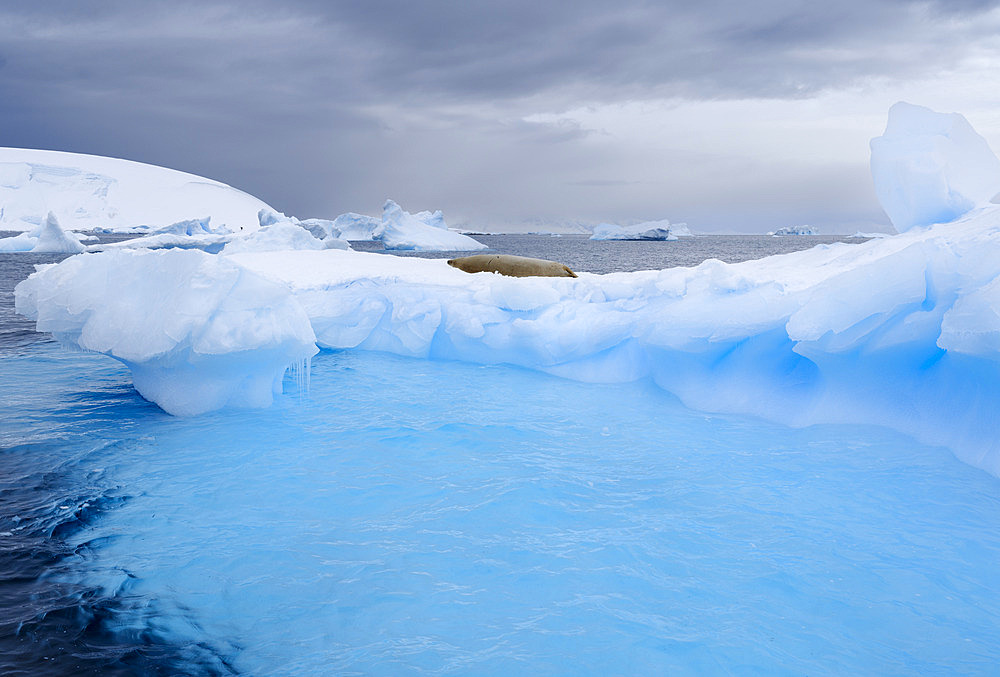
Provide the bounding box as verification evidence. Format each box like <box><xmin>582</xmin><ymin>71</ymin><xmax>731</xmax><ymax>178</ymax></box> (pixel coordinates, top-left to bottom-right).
<box><xmin>3</xmin><ymin>236</ymin><xmax>1000</xmax><ymax>675</ymax></box>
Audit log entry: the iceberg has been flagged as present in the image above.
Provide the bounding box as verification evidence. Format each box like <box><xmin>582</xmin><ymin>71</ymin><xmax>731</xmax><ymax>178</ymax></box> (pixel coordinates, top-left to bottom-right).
<box><xmin>221</xmin><ymin>209</ymin><xmax>349</xmax><ymax>254</ymax></box>
<box><xmin>379</xmin><ymin>200</ymin><xmax>487</xmax><ymax>251</ymax></box>
<box><xmin>590</xmin><ymin>219</ymin><xmax>679</xmax><ymax>240</ymax></box>
<box><xmin>18</xmin><ymin>202</ymin><xmax>1000</xmax><ymax>476</ymax></box>
<box><xmin>15</xmin><ymin>249</ymin><xmax>318</xmax><ymax>416</ymax></box>
<box><xmin>0</xmin><ymin>147</ymin><xmax>274</xmax><ymax>233</ymax></box>
<box><xmin>870</xmin><ymin>102</ymin><xmax>1000</xmax><ymax>233</ymax></box>
<box><xmin>0</xmin><ymin>212</ymin><xmax>87</xmax><ymax>253</ymax></box>
<box><xmin>330</xmin><ymin>212</ymin><xmax>382</xmax><ymax>240</ymax></box>
<box><xmin>768</xmin><ymin>225</ymin><xmax>818</xmax><ymax>236</ymax></box>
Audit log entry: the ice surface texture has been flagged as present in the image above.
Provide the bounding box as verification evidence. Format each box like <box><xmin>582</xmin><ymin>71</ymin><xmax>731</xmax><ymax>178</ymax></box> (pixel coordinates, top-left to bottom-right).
<box><xmin>0</xmin><ymin>147</ymin><xmax>273</xmax><ymax>233</ymax></box>
<box><xmin>15</xmin><ymin>249</ymin><xmax>318</xmax><ymax>416</ymax></box>
<box><xmin>871</xmin><ymin>102</ymin><xmax>1000</xmax><ymax>232</ymax></box>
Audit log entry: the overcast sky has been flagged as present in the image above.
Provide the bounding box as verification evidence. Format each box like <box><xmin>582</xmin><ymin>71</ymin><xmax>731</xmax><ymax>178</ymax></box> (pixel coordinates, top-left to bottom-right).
<box><xmin>2</xmin><ymin>1</ymin><xmax>1000</xmax><ymax>232</ymax></box>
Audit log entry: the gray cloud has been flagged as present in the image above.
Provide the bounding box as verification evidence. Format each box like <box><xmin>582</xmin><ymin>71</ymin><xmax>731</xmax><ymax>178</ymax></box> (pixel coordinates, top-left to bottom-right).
<box><xmin>0</xmin><ymin>0</ymin><xmax>997</xmax><ymax>229</ymax></box>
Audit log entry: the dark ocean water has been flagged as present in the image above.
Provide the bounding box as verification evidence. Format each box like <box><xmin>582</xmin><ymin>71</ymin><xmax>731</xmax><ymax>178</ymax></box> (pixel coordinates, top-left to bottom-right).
<box><xmin>19</xmin><ymin>233</ymin><xmax>1000</xmax><ymax>677</ymax></box>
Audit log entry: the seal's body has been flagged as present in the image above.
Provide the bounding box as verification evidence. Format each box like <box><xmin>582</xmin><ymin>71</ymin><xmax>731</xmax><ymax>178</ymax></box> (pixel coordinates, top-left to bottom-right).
<box><xmin>447</xmin><ymin>254</ymin><xmax>578</xmax><ymax>278</ymax></box>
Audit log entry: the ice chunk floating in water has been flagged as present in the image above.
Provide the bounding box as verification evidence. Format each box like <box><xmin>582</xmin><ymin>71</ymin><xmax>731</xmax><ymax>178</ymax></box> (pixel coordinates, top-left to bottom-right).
<box><xmin>0</xmin><ymin>211</ymin><xmax>88</xmax><ymax>253</ymax></box>
<box><xmin>15</xmin><ymin>248</ymin><xmax>317</xmax><ymax>416</ymax></box>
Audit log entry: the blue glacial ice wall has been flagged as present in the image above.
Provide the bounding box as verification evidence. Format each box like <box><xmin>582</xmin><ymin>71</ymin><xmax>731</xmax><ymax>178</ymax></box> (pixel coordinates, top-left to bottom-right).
<box><xmin>16</xmin><ymin>205</ymin><xmax>1000</xmax><ymax>474</ymax></box>
<box><xmin>215</xmin><ymin>205</ymin><xmax>1000</xmax><ymax>476</ymax></box>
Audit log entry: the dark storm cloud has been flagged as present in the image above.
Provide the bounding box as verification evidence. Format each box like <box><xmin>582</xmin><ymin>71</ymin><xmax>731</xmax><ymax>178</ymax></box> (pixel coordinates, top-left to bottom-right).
<box><xmin>0</xmin><ymin>0</ymin><xmax>997</xmax><ymax>226</ymax></box>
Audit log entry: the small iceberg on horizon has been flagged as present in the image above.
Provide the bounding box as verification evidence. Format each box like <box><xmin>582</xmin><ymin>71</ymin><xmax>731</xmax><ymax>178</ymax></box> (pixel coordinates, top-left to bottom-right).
<box><xmin>768</xmin><ymin>225</ymin><xmax>818</xmax><ymax>236</ymax></box>
<box><xmin>590</xmin><ymin>219</ymin><xmax>681</xmax><ymax>240</ymax></box>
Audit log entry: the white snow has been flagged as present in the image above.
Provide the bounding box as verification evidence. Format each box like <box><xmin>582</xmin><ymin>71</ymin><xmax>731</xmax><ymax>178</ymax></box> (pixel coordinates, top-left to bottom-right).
<box><xmin>870</xmin><ymin>102</ymin><xmax>1000</xmax><ymax>233</ymax></box>
<box><xmin>379</xmin><ymin>200</ymin><xmax>487</xmax><ymax>251</ymax></box>
<box><xmin>769</xmin><ymin>225</ymin><xmax>818</xmax><ymax>236</ymax></box>
<box><xmin>0</xmin><ymin>212</ymin><xmax>87</xmax><ymax>253</ymax></box>
<box><xmin>590</xmin><ymin>219</ymin><xmax>679</xmax><ymax>240</ymax></box>
<box><xmin>0</xmin><ymin>147</ymin><xmax>274</xmax><ymax>233</ymax></box>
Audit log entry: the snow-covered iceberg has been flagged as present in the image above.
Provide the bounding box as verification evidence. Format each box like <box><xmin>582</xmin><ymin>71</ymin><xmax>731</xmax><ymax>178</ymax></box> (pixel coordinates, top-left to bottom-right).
<box><xmin>590</xmin><ymin>219</ymin><xmax>679</xmax><ymax>240</ymax></box>
<box><xmin>0</xmin><ymin>147</ymin><xmax>273</xmax><ymax>233</ymax></box>
<box><xmin>17</xmin><ymin>203</ymin><xmax>1000</xmax><ymax>476</ymax></box>
<box><xmin>870</xmin><ymin>102</ymin><xmax>1000</xmax><ymax>233</ymax></box>
<box><xmin>0</xmin><ymin>212</ymin><xmax>89</xmax><ymax>253</ymax></box>
<box><xmin>329</xmin><ymin>212</ymin><xmax>382</xmax><ymax>240</ymax></box>
<box><xmin>379</xmin><ymin>200</ymin><xmax>486</xmax><ymax>251</ymax></box>
<box><xmin>15</xmin><ymin>249</ymin><xmax>317</xmax><ymax>416</ymax></box>
<box><xmin>768</xmin><ymin>225</ymin><xmax>818</xmax><ymax>236</ymax></box>
<box><xmin>221</xmin><ymin>209</ymin><xmax>349</xmax><ymax>254</ymax></box>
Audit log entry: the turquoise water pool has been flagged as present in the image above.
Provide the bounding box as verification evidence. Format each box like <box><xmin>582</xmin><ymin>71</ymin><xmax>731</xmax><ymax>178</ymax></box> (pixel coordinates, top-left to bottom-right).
<box><xmin>3</xmin><ymin>342</ymin><xmax>999</xmax><ymax>675</ymax></box>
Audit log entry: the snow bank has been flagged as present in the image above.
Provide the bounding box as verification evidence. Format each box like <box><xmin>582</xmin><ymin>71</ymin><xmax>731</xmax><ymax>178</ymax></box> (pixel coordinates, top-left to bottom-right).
<box><xmin>0</xmin><ymin>148</ymin><xmax>273</xmax><ymax>233</ymax></box>
<box><xmin>871</xmin><ymin>102</ymin><xmax>1000</xmax><ymax>233</ymax></box>
<box><xmin>15</xmin><ymin>249</ymin><xmax>317</xmax><ymax>416</ymax></box>
<box><xmin>590</xmin><ymin>219</ymin><xmax>679</xmax><ymax>240</ymax></box>
<box><xmin>0</xmin><ymin>212</ymin><xmax>87</xmax><ymax>253</ymax></box>
<box><xmin>380</xmin><ymin>200</ymin><xmax>487</xmax><ymax>251</ymax></box>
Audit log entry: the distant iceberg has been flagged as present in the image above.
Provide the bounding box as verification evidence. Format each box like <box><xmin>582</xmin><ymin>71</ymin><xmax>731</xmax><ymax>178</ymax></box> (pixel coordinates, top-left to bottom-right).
<box><xmin>768</xmin><ymin>225</ymin><xmax>818</xmax><ymax>236</ymax></box>
<box><xmin>379</xmin><ymin>200</ymin><xmax>486</xmax><ymax>251</ymax></box>
<box><xmin>590</xmin><ymin>219</ymin><xmax>680</xmax><ymax>240</ymax></box>
<box><xmin>221</xmin><ymin>210</ymin><xmax>349</xmax><ymax>254</ymax></box>
<box><xmin>0</xmin><ymin>212</ymin><xmax>88</xmax><ymax>253</ymax></box>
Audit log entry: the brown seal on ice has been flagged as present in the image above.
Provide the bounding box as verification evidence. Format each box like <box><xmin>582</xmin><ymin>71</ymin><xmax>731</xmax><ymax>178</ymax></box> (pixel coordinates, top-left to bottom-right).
<box><xmin>446</xmin><ymin>254</ymin><xmax>578</xmax><ymax>278</ymax></box>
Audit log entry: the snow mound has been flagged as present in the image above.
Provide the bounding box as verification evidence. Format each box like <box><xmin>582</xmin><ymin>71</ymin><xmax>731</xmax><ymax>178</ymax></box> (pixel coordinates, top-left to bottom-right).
<box><xmin>870</xmin><ymin>102</ymin><xmax>1000</xmax><ymax>233</ymax></box>
<box><xmin>15</xmin><ymin>249</ymin><xmax>318</xmax><ymax>416</ymax></box>
<box><xmin>0</xmin><ymin>148</ymin><xmax>274</xmax><ymax>233</ymax></box>
<box><xmin>590</xmin><ymin>220</ymin><xmax>679</xmax><ymax>240</ymax></box>
<box><xmin>380</xmin><ymin>200</ymin><xmax>487</xmax><ymax>251</ymax></box>
<box><xmin>769</xmin><ymin>225</ymin><xmax>818</xmax><ymax>236</ymax></box>
<box><xmin>0</xmin><ymin>212</ymin><xmax>87</xmax><ymax>253</ymax></box>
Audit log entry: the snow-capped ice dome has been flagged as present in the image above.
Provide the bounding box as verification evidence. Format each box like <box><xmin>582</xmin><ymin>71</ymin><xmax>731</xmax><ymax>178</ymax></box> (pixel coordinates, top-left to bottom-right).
<box><xmin>0</xmin><ymin>147</ymin><xmax>274</xmax><ymax>233</ymax></box>
<box><xmin>870</xmin><ymin>102</ymin><xmax>1000</xmax><ymax>233</ymax></box>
